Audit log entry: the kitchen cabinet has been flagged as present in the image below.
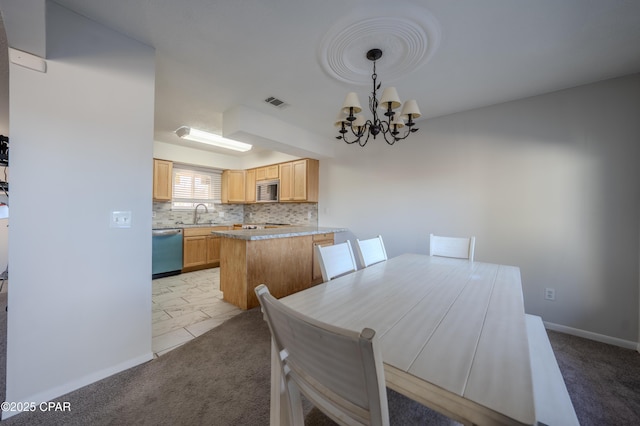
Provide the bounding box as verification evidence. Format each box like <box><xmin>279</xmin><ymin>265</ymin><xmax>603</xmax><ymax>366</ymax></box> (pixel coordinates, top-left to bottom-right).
<box><xmin>256</xmin><ymin>164</ymin><xmax>279</xmax><ymax>181</ymax></box>
<box><xmin>245</xmin><ymin>169</ymin><xmax>256</xmax><ymax>203</ymax></box>
<box><xmin>153</xmin><ymin>159</ymin><xmax>173</xmax><ymax>202</ymax></box>
<box><xmin>279</xmin><ymin>159</ymin><xmax>319</xmax><ymax>202</ymax></box>
<box><xmin>221</xmin><ymin>170</ymin><xmax>245</xmax><ymax>204</ymax></box>
<box><xmin>183</xmin><ymin>226</ymin><xmax>230</xmax><ymax>271</ymax></box>
<box><xmin>312</xmin><ymin>233</ymin><xmax>334</xmax><ymax>283</ymax></box>
<box><xmin>183</xmin><ymin>235</ymin><xmax>207</xmax><ymax>269</ymax></box>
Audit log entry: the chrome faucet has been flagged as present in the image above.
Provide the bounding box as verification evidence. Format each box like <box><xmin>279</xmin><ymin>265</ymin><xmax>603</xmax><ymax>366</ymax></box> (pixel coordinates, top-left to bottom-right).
<box><xmin>193</xmin><ymin>203</ymin><xmax>208</xmax><ymax>224</ymax></box>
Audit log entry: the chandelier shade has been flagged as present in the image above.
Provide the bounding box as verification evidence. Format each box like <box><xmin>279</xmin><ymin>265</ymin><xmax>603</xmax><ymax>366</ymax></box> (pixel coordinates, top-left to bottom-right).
<box><xmin>335</xmin><ymin>48</ymin><xmax>420</xmax><ymax>147</ymax></box>
<box><xmin>341</xmin><ymin>92</ymin><xmax>362</xmax><ymax>114</ymax></box>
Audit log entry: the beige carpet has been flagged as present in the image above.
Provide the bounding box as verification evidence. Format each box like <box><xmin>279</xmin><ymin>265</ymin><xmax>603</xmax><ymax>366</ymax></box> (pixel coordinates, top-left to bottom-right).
<box><xmin>1</xmin><ymin>296</ymin><xmax>639</xmax><ymax>425</ymax></box>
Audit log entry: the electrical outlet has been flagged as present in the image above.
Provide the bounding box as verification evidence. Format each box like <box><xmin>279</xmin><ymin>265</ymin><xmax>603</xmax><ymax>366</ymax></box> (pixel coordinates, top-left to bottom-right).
<box><xmin>219</xmin><ymin>211</ymin><xmax>225</xmax><ymax>218</ymax></box>
<box><xmin>544</xmin><ymin>288</ymin><xmax>555</xmax><ymax>301</ymax></box>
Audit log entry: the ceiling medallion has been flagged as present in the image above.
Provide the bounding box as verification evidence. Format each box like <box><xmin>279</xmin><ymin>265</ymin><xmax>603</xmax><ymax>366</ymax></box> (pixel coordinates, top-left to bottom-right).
<box><xmin>318</xmin><ymin>7</ymin><xmax>441</xmax><ymax>85</ymax></box>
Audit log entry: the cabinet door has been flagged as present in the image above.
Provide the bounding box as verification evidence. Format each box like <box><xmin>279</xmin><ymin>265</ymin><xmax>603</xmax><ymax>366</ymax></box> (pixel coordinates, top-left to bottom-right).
<box><xmin>292</xmin><ymin>160</ymin><xmax>307</xmax><ymax>201</ymax></box>
<box><xmin>153</xmin><ymin>159</ymin><xmax>173</xmax><ymax>201</ymax></box>
<box><xmin>206</xmin><ymin>236</ymin><xmax>221</xmax><ymax>264</ymax></box>
<box><xmin>255</xmin><ymin>167</ymin><xmax>267</xmax><ymax>181</ymax></box>
<box><xmin>266</xmin><ymin>164</ymin><xmax>279</xmax><ymax>179</ymax></box>
<box><xmin>256</xmin><ymin>165</ymin><xmax>279</xmax><ymax>181</ymax></box>
<box><xmin>183</xmin><ymin>236</ymin><xmax>207</xmax><ymax>268</ymax></box>
<box><xmin>279</xmin><ymin>162</ymin><xmax>293</xmax><ymax>201</ymax></box>
<box><xmin>222</xmin><ymin>170</ymin><xmax>246</xmax><ymax>203</ymax></box>
<box><xmin>245</xmin><ymin>169</ymin><xmax>256</xmax><ymax>203</ymax></box>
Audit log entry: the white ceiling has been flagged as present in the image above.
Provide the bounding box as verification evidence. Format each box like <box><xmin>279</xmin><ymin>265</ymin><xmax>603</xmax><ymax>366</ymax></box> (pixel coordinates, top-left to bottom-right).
<box><xmin>6</xmin><ymin>1</ymin><xmax>640</xmax><ymax>156</ymax></box>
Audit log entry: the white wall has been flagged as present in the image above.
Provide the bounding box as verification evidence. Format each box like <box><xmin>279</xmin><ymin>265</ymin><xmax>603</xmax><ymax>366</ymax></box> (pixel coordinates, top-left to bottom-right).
<box><xmin>4</xmin><ymin>2</ymin><xmax>155</xmax><ymax>415</ymax></box>
<box><xmin>320</xmin><ymin>74</ymin><xmax>640</xmax><ymax>344</ymax></box>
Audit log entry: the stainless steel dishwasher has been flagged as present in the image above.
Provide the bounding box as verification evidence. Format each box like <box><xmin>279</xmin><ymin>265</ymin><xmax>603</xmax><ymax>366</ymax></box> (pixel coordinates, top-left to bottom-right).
<box><xmin>152</xmin><ymin>228</ymin><xmax>183</xmax><ymax>279</ymax></box>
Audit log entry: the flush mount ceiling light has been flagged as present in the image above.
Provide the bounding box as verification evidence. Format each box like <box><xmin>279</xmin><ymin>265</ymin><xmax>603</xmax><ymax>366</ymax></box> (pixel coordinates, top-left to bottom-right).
<box><xmin>335</xmin><ymin>48</ymin><xmax>421</xmax><ymax>147</ymax></box>
<box><xmin>175</xmin><ymin>126</ymin><xmax>252</xmax><ymax>152</ymax></box>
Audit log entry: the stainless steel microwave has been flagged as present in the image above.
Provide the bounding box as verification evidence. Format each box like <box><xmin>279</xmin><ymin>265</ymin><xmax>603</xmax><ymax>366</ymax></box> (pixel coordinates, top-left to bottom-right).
<box><xmin>256</xmin><ymin>179</ymin><xmax>279</xmax><ymax>202</ymax></box>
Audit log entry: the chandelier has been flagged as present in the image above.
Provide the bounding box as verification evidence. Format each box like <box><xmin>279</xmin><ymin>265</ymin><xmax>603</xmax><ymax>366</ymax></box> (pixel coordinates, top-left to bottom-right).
<box><xmin>335</xmin><ymin>48</ymin><xmax>421</xmax><ymax>147</ymax></box>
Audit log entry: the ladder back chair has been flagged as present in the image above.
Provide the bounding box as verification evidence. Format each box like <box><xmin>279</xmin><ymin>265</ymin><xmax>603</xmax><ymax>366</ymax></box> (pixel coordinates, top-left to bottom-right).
<box><xmin>315</xmin><ymin>240</ymin><xmax>358</xmax><ymax>282</ymax></box>
<box><xmin>355</xmin><ymin>235</ymin><xmax>388</xmax><ymax>268</ymax></box>
<box><xmin>255</xmin><ymin>284</ymin><xmax>390</xmax><ymax>426</ymax></box>
<box><xmin>429</xmin><ymin>233</ymin><xmax>476</xmax><ymax>262</ymax></box>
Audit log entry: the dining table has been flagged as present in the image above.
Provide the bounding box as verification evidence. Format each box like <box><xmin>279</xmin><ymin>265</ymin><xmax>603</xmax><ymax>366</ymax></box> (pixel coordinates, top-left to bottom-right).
<box><xmin>268</xmin><ymin>253</ymin><xmax>536</xmax><ymax>426</ymax></box>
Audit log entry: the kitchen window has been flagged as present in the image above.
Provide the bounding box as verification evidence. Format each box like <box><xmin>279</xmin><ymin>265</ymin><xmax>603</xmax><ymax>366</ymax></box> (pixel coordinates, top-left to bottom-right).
<box><xmin>172</xmin><ymin>164</ymin><xmax>222</xmax><ymax>210</ymax></box>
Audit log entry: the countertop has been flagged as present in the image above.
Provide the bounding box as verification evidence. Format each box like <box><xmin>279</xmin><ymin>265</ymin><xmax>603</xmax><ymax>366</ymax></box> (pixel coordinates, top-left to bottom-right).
<box><xmin>153</xmin><ymin>223</ymin><xmax>235</xmax><ymax>230</ymax></box>
<box><xmin>211</xmin><ymin>226</ymin><xmax>347</xmax><ymax>241</ymax></box>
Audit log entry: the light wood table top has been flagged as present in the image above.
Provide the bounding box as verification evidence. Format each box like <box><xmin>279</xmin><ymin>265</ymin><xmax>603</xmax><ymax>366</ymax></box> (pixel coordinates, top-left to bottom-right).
<box><xmin>278</xmin><ymin>253</ymin><xmax>535</xmax><ymax>426</ymax></box>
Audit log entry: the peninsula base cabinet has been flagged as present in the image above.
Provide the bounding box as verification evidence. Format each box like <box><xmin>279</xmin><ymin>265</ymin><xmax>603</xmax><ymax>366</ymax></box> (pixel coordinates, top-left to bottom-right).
<box><xmin>221</xmin><ymin>235</ymin><xmax>318</xmax><ymax>310</ymax></box>
<box><xmin>182</xmin><ymin>226</ymin><xmax>230</xmax><ymax>272</ymax></box>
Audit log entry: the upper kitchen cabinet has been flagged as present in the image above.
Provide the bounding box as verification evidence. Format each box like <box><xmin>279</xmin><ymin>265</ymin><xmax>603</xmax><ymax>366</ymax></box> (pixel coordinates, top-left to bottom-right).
<box><xmin>153</xmin><ymin>159</ymin><xmax>173</xmax><ymax>202</ymax></box>
<box><xmin>221</xmin><ymin>170</ymin><xmax>246</xmax><ymax>203</ymax></box>
<box><xmin>256</xmin><ymin>164</ymin><xmax>279</xmax><ymax>181</ymax></box>
<box><xmin>279</xmin><ymin>159</ymin><xmax>319</xmax><ymax>202</ymax></box>
<box><xmin>245</xmin><ymin>168</ymin><xmax>256</xmax><ymax>203</ymax></box>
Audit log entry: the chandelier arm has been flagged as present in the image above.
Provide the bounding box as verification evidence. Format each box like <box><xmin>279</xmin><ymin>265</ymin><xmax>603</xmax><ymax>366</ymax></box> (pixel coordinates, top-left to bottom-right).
<box><xmin>341</xmin><ymin>128</ymin><xmax>362</xmax><ymax>144</ymax></box>
<box><xmin>359</xmin><ymin>128</ymin><xmax>373</xmax><ymax>147</ymax></box>
<box><xmin>379</xmin><ymin>121</ymin><xmax>399</xmax><ymax>145</ymax></box>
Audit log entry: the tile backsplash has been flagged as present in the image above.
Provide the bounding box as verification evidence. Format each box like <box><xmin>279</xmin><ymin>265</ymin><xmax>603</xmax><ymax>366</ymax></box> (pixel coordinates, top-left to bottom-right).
<box><xmin>152</xmin><ymin>202</ymin><xmax>318</xmax><ymax>228</ymax></box>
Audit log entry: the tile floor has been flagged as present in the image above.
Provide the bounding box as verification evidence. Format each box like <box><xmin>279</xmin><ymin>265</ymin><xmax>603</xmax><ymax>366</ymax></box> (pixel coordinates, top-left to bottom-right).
<box><xmin>152</xmin><ymin>267</ymin><xmax>243</xmax><ymax>356</ymax></box>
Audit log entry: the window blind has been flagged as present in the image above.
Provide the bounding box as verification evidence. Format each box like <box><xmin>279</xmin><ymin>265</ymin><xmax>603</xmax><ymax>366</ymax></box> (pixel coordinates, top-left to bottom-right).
<box><xmin>172</xmin><ymin>164</ymin><xmax>222</xmax><ymax>209</ymax></box>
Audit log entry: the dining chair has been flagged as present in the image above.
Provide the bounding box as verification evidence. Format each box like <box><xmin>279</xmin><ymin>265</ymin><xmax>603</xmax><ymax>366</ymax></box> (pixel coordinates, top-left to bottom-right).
<box><xmin>355</xmin><ymin>235</ymin><xmax>388</xmax><ymax>268</ymax></box>
<box><xmin>429</xmin><ymin>233</ymin><xmax>476</xmax><ymax>262</ymax></box>
<box><xmin>255</xmin><ymin>284</ymin><xmax>390</xmax><ymax>426</ymax></box>
<box><xmin>315</xmin><ymin>240</ymin><xmax>358</xmax><ymax>282</ymax></box>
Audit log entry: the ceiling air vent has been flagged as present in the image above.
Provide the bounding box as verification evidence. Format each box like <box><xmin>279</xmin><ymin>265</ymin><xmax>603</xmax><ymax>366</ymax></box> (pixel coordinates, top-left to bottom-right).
<box><xmin>264</xmin><ymin>96</ymin><xmax>288</xmax><ymax>109</ymax></box>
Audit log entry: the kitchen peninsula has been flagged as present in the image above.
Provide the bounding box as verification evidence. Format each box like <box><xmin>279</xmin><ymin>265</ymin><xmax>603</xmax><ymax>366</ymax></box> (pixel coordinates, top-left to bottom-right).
<box><xmin>213</xmin><ymin>226</ymin><xmax>347</xmax><ymax>309</ymax></box>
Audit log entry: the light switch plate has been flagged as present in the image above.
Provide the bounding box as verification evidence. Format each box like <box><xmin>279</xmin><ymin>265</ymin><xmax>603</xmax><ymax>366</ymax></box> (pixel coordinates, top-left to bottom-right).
<box><xmin>111</xmin><ymin>211</ymin><xmax>132</xmax><ymax>228</ymax></box>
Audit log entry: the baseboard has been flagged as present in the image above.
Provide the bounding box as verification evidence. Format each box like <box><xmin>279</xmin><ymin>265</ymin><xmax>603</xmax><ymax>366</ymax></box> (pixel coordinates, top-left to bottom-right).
<box><xmin>2</xmin><ymin>351</ymin><xmax>154</xmax><ymax>420</ymax></box>
<box><xmin>543</xmin><ymin>321</ymin><xmax>638</xmax><ymax>350</ymax></box>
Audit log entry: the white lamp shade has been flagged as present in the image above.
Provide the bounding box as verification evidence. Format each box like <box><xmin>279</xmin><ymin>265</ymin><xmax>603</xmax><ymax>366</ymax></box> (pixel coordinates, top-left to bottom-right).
<box><xmin>352</xmin><ymin>114</ymin><xmax>366</xmax><ymax>132</ymax></box>
<box><xmin>400</xmin><ymin>99</ymin><xmax>421</xmax><ymax>119</ymax></box>
<box><xmin>341</xmin><ymin>92</ymin><xmax>362</xmax><ymax>114</ymax></box>
<box><xmin>334</xmin><ymin>113</ymin><xmax>349</xmax><ymax>127</ymax></box>
<box><xmin>380</xmin><ymin>87</ymin><xmax>401</xmax><ymax>110</ymax></box>
<box><xmin>391</xmin><ymin>115</ymin><xmax>405</xmax><ymax>129</ymax></box>
<box><xmin>352</xmin><ymin>114</ymin><xmax>366</xmax><ymax>127</ymax></box>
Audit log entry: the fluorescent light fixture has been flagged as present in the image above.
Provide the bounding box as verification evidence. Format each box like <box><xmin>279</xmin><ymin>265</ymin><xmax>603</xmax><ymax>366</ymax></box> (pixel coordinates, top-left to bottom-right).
<box><xmin>175</xmin><ymin>126</ymin><xmax>252</xmax><ymax>152</ymax></box>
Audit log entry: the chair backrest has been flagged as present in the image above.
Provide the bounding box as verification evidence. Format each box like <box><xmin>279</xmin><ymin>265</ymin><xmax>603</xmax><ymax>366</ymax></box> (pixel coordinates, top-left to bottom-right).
<box><xmin>255</xmin><ymin>284</ymin><xmax>389</xmax><ymax>426</ymax></box>
<box><xmin>429</xmin><ymin>233</ymin><xmax>476</xmax><ymax>262</ymax></box>
<box><xmin>315</xmin><ymin>240</ymin><xmax>358</xmax><ymax>282</ymax></box>
<box><xmin>355</xmin><ymin>235</ymin><xmax>388</xmax><ymax>268</ymax></box>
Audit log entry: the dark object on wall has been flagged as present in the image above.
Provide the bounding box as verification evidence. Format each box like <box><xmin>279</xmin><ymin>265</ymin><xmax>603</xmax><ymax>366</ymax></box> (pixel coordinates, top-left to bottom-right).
<box><xmin>0</xmin><ymin>135</ymin><xmax>8</xmax><ymax>167</ymax></box>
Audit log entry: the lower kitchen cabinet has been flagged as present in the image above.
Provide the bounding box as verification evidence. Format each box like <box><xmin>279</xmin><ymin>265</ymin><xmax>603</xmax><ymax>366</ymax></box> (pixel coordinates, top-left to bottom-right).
<box><xmin>183</xmin><ymin>235</ymin><xmax>207</xmax><ymax>269</ymax></box>
<box><xmin>183</xmin><ymin>226</ymin><xmax>230</xmax><ymax>272</ymax></box>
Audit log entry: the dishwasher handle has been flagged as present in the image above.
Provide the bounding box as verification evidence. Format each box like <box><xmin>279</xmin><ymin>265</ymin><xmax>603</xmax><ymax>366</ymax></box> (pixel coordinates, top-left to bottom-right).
<box><xmin>152</xmin><ymin>229</ymin><xmax>183</xmax><ymax>237</ymax></box>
